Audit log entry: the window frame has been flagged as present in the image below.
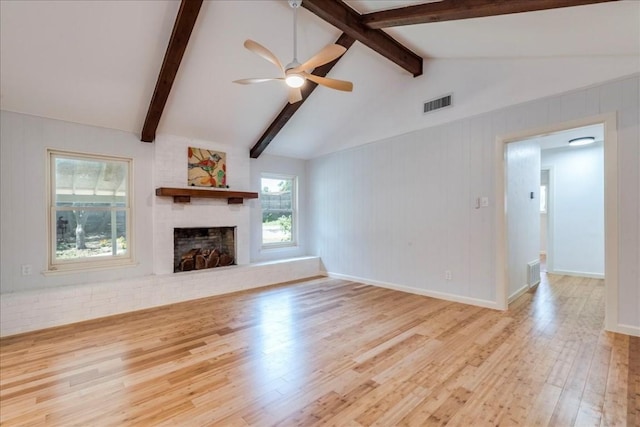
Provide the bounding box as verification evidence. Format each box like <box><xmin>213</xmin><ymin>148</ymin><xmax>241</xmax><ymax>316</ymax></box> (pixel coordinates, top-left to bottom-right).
<box><xmin>260</xmin><ymin>173</ymin><xmax>297</xmax><ymax>249</ymax></box>
<box><xmin>47</xmin><ymin>149</ymin><xmax>134</xmax><ymax>272</ymax></box>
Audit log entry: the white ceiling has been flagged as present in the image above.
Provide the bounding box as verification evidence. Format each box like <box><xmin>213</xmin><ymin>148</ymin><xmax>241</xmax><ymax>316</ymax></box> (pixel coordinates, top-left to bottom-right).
<box><xmin>538</xmin><ymin>124</ymin><xmax>604</xmax><ymax>151</ymax></box>
<box><xmin>1</xmin><ymin>1</ymin><xmax>638</xmax><ymax>159</ymax></box>
<box><xmin>518</xmin><ymin>123</ymin><xmax>604</xmax><ymax>151</ymax></box>
<box><xmin>352</xmin><ymin>0</ymin><xmax>639</xmax><ymax>59</ymax></box>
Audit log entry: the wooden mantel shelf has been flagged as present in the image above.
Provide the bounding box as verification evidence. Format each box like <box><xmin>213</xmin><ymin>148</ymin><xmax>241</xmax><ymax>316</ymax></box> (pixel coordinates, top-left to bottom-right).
<box><xmin>155</xmin><ymin>187</ymin><xmax>259</xmax><ymax>204</ymax></box>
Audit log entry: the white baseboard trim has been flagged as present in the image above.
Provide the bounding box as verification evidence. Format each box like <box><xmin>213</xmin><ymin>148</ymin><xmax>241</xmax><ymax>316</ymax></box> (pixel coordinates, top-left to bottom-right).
<box><xmin>508</xmin><ymin>284</ymin><xmax>529</xmax><ymax>304</ymax></box>
<box><xmin>548</xmin><ymin>269</ymin><xmax>605</xmax><ymax>279</ymax></box>
<box><xmin>0</xmin><ymin>256</ymin><xmax>322</xmax><ymax>337</ymax></box>
<box><xmin>327</xmin><ymin>272</ymin><xmax>501</xmax><ymax>310</ymax></box>
<box><xmin>608</xmin><ymin>323</ymin><xmax>640</xmax><ymax>337</ymax></box>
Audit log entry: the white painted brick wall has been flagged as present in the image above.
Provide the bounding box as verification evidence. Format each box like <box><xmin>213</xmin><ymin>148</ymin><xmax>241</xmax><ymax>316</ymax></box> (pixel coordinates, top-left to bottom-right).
<box><xmin>0</xmin><ymin>257</ymin><xmax>322</xmax><ymax>337</ymax></box>
<box><xmin>152</xmin><ymin>135</ymin><xmax>255</xmax><ymax>274</ymax></box>
<box><xmin>1</xmin><ymin>120</ymin><xmax>320</xmax><ymax>337</ymax></box>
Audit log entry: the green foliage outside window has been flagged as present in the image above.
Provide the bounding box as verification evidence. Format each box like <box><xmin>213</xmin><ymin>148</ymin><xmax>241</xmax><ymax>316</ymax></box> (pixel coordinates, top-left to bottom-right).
<box><xmin>261</xmin><ymin>176</ymin><xmax>295</xmax><ymax>246</ymax></box>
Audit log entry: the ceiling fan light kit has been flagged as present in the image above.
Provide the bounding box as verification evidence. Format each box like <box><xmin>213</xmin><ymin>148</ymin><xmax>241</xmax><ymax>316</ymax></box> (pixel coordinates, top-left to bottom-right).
<box><xmin>233</xmin><ymin>0</ymin><xmax>353</xmax><ymax>103</ymax></box>
<box><xmin>285</xmin><ymin>73</ymin><xmax>305</xmax><ymax>88</ymax></box>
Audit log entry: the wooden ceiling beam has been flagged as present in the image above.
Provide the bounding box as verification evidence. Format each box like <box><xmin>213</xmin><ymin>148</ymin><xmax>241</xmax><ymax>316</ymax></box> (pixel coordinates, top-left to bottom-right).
<box><xmin>250</xmin><ymin>33</ymin><xmax>356</xmax><ymax>159</ymax></box>
<box><xmin>141</xmin><ymin>0</ymin><xmax>203</xmax><ymax>143</ymax></box>
<box><xmin>301</xmin><ymin>0</ymin><xmax>423</xmax><ymax>77</ymax></box>
<box><xmin>362</xmin><ymin>0</ymin><xmax>619</xmax><ymax>29</ymax></box>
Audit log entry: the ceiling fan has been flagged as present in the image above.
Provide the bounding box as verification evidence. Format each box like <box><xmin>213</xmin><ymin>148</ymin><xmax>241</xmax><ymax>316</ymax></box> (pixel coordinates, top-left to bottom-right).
<box><xmin>233</xmin><ymin>0</ymin><xmax>353</xmax><ymax>104</ymax></box>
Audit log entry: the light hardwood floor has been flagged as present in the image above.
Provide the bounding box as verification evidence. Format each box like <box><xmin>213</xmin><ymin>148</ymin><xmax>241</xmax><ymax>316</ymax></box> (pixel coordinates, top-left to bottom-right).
<box><xmin>1</xmin><ymin>273</ymin><xmax>638</xmax><ymax>426</ymax></box>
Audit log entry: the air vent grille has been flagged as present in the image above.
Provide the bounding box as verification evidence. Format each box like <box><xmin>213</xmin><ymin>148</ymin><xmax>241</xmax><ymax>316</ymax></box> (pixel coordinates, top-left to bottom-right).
<box><xmin>423</xmin><ymin>94</ymin><xmax>452</xmax><ymax>113</ymax></box>
<box><xmin>527</xmin><ymin>259</ymin><xmax>541</xmax><ymax>287</ymax></box>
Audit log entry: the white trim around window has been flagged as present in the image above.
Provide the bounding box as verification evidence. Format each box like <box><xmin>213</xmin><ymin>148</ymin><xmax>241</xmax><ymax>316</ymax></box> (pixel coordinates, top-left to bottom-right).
<box><xmin>260</xmin><ymin>173</ymin><xmax>297</xmax><ymax>249</ymax></box>
<box><xmin>47</xmin><ymin>149</ymin><xmax>134</xmax><ymax>272</ymax></box>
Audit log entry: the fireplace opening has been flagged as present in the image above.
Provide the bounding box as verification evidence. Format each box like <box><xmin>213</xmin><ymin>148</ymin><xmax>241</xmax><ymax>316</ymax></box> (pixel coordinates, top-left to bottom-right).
<box><xmin>173</xmin><ymin>227</ymin><xmax>236</xmax><ymax>272</ymax></box>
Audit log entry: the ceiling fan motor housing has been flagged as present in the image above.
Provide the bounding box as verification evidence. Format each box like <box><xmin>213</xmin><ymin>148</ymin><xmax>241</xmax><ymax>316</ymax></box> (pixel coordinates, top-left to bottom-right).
<box><xmin>285</xmin><ymin>61</ymin><xmax>301</xmax><ymax>72</ymax></box>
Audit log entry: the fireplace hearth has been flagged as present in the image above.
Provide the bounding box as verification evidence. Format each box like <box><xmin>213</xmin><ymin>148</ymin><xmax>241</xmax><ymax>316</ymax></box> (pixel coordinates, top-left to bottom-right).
<box><xmin>173</xmin><ymin>227</ymin><xmax>236</xmax><ymax>272</ymax></box>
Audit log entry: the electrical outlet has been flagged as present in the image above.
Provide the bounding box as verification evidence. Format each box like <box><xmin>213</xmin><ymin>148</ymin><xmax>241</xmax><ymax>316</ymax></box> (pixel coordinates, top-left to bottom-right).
<box><xmin>480</xmin><ymin>197</ymin><xmax>489</xmax><ymax>207</ymax></box>
<box><xmin>445</xmin><ymin>270</ymin><xmax>452</xmax><ymax>280</ymax></box>
<box><xmin>21</xmin><ymin>264</ymin><xmax>32</xmax><ymax>276</ymax></box>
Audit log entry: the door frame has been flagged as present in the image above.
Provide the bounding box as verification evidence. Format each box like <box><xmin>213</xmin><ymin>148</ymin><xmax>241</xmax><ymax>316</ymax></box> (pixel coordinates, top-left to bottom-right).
<box><xmin>540</xmin><ymin>165</ymin><xmax>553</xmax><ymax>273</ymax></box>
<box><xmin>495</xmin><ymin>112</ymin><xmax>618</xmax><ymax>332</ymax></box>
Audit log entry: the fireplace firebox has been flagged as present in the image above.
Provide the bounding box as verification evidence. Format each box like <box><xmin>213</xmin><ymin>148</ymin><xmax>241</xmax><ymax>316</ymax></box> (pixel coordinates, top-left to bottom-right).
<box><xmin>173</xmin><ymin>227</ymin><xmax>236</xmax><ymax>272</ymax></box>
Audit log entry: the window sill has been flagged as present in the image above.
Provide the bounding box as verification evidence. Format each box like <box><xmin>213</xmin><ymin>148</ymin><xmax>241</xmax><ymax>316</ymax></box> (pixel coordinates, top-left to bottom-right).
<box><xmin>43</xmin><ymin>260</ymin><xmax>139</xmax><ymax>276</ymax></box>
<box><xmin>261</xmin><ymin>243</ymin><xmax>298</xmax><ymax>251</ymax></box>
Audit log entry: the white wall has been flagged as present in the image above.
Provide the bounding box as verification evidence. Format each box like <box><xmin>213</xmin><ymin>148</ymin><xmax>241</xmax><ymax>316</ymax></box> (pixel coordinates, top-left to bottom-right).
<box><xmin>506</xmin><ymin>140</ymin><xmax>541</xmax><ymax>299</ymax></box>
<box><xmin>309</xmin><ymin>117</ymin><xmax>498</xmax><ymax>308</ymax></box>
<box><xmin>542</xmin><ymin>142</ymin><xmax>604</xmax><ymax>277</ymax></box>
<box><xmin>0</xmin><ymin>112</ymin><xmax>262</xmax><ymax>285</ymax></box>
<box><xmin>0</xmin><ymin>111</ymin><xmax>321</xmax><ymax>336</ymax></box>
<box><xmin>308</xmin><ymin>74</ymin><xmax>640</xmax><ymax>332</ymax></box>
<box><xmin>0</xmin><ymin>111</ymin><xmax>155</xmax><ymax>292</ymax></box>
<box><xmin>272</xmin><ymin>56</ymin><xmax>640</xmax><ymax>159</ymax></box>
<box><xmin>249</xmin><ymin>154</ymin><xmax>309</xmax><ymax>262</ymax></box>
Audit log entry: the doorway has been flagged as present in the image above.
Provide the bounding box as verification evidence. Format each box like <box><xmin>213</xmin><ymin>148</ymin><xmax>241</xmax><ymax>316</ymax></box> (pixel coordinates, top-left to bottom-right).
<box><xmin>495</xmin><ymin>113</ymin><xmax>618</xmax><ymax>331</ymax></box>
<box><xmin>539</xmin><ymin>124</ymin><xmax>605</xmax><ymax>280</ymax></box>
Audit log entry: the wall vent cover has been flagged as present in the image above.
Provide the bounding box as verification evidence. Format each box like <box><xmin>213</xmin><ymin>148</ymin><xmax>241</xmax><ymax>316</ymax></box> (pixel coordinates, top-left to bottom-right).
<box><xmin>527</xmin><ymin>259</ymin><xmax>541</xmax><ymax>287</ymax></box>
<box><xmin>423</xmin><ymin>94</ymin><xmax>452</xmax><ymax>113</ymax></box>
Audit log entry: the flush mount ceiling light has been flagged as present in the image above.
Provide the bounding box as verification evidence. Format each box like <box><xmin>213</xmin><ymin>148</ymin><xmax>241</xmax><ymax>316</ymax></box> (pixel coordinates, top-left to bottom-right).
<box><xmin>568</xmin><ymin>136</ymin><xmax>595</xmax><ymax>146</ymax></box>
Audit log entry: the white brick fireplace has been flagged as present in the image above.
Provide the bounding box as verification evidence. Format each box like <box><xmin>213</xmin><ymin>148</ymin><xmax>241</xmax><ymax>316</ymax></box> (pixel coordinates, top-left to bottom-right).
<box><xmin>153</xmin><ymin>134</ymin><xmax>253</xmax><ymax>274</ymax></box>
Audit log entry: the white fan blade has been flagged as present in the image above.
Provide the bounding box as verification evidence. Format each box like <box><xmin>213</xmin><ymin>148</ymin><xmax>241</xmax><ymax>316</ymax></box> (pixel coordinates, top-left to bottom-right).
<box><xmin>244</xmin><ymin>39</ymin><xmax>284</xmax><ymax>72</ymax></box>
<box><xmin>302</xmin><ymin>72</ymin><xmax>353</xmax><ymax>92</ymax></box>
<box><xmin>288</xmin><ymin>87</ymin><xmax>303</xmax><ymax>104</ymax></box>
<box><xmin>233</xmin><ymin>78</ymin><xmax>284</xmax><ymax>85</ymax></box>
<box><xmin>292</xmin><ymin>44</ymin><xmax>347</xmax><ymax>72</ymax></box>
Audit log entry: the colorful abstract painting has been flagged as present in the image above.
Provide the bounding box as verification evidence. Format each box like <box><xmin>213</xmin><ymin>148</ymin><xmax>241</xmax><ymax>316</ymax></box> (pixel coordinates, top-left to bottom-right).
<box><xmin>187</xmin><ymin>147</ymin><xmax>227</xmax><ymax>188</ymax></box>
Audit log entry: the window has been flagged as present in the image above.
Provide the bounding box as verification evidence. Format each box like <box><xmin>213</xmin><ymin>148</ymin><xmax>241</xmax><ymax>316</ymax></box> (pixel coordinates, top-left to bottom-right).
<box><xmin>48</xmin><ymin>150</ymin><xmax>132</xmax><ymax>271</ymax></box>
<box><xmin>261</xmin><ymin>174</ymin><xmax>296</xmax><ymax>247</ymax></box>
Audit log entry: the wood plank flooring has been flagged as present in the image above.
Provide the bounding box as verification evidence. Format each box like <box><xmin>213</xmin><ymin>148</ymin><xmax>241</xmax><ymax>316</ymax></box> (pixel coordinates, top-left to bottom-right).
<box><xmin>1</xmin><ymin>273</ymin><xmax>638</xmax><ymax>426</ymax></box>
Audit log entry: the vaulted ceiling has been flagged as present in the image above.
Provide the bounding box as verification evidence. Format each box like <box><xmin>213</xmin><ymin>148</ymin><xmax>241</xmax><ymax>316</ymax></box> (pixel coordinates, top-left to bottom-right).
<box><xmin>1</xmin><ymin>0</ymin><xmax>638</xmax><ymax>159</ymax></box>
